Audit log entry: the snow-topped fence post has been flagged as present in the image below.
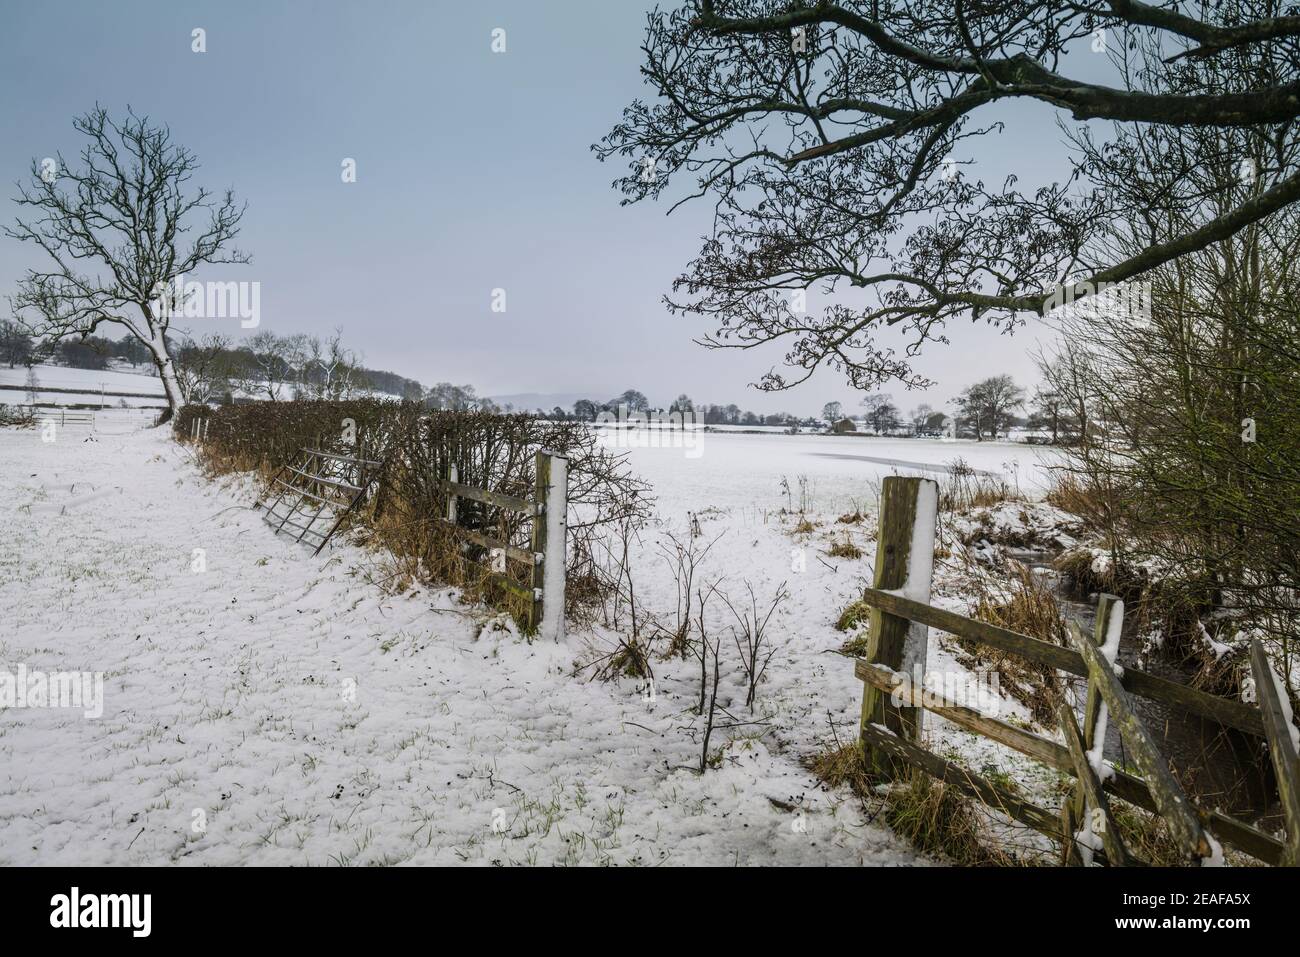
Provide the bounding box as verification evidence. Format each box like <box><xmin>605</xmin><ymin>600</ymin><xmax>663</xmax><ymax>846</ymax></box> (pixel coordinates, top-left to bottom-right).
<box><xmin>446</xmin><ymin>464</ymin><xmax>458</xmax><ymax>524</ymax></box>
<box><xmin>859</xmin><ymin>476</ymin><xmax>938</xmax><ymax>775</ymax></box>
<box><xmin>1248</xmin><ymin>638</ymin><xmax>1300</xmax><ymax>866</ymax></box>
<box><xmin>1060</xmin><ymin>592</ymin><xmax>1122</xmax><ymax>865</ymax></box>
<box><xmin>530</xmin><ymin>450</ymin><xmax>568</xmax><ymax>641</ymax></box>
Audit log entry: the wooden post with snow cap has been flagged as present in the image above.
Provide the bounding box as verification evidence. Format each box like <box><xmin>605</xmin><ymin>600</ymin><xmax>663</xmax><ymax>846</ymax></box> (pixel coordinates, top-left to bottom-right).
<box><xmin>1061</xmin><ymin>593</ymin><xmax>1121</xmax><ymax>865</ymax></box>
<box><xmin>446</xmin><ymin>464</ymin><xmax>458</xmax><ymax>523</ymax></box>
<box><xmin>530</xmin><ymin>450</ymin><xmax>568</xmax><ymax>641</ymax></box>
<box><xmin>1069</xmin><ymin>619</ymin><xmax>1213</xmax><ymax>862</ymax></box>
<box><xmin>859</xmin><ymin>476</ymin><xmax>938</xmax><ymax>773</ymax></box>
<box><xmin>1248</xmin><ymin>638</ymin><xmax>1300</xmax><ymax>866</ymax></box>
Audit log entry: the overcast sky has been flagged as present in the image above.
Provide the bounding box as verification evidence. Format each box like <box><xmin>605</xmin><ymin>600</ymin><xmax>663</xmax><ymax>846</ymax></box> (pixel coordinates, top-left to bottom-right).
<box><xmin>0</xmin><ymin>1</ymin><xmax>1101</xmax><ymax>416</ymax></box>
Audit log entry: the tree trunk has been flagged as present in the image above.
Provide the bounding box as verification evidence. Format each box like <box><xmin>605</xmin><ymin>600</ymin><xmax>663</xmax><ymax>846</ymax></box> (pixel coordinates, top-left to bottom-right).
<box><xmin>146</xmin><ymin>333</ymin><xmax>184</xmax><ymax>422</ymax></box>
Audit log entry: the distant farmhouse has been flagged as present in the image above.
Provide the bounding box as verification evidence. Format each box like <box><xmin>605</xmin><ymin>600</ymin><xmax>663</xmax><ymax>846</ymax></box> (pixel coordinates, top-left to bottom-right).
<box><xmin>832</xmin><ymin>417</ymin><xmax>858</xmax><ymax>434</ymax></box>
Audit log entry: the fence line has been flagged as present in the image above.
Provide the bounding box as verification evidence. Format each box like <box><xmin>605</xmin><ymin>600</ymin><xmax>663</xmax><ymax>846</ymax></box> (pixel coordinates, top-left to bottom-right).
<box><xmin>853</xmin><ymin>475</ymin><xmax>1298</xmax><ymax>866</ymax></box>
<box><xmin>433</xmin><ymin>449</ymin><xmax>568</xmax><ymax>640</ymax></box>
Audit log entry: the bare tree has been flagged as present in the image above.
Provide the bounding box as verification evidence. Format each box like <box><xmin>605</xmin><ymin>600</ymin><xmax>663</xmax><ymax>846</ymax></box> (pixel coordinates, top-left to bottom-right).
<box><xmin>1028</xmin><ymin>384</ymin><xmax>1065</xmax><ymax>444</ymax></box>
<box><xmin>953</xmin><ymin>375</ymin><xmax>1024</xmax><ymax>441</ymax></box>
<box><xmin>598</xmin><ymin>1</ymin><xmax>1300</xmax><ymax>392</ymax></box>
<box><xmin>425</xmin><ymin>382</ymin><xmax>479</xmax><ymax>411</ymax></box>
<box><xmin>1035</xmin><ymin>342</ymin><xmax>1095</xmax><ymax>447</ymax></box>
<box><xmin>5</xmin><ymin>107</ymin><xmax>249</xmax><ymax>420</ymax></box>
<box><xmin>303</xmin><ymin>328</ymin><xmax>367</xmax><ymax>400</ymax></box>
<box><xmin>909</xmin><ymin>403</ymin><xmax>935</xmax><ymax>435</ymax></box>
<box><xmin>861</xmin><ymin>393</ymin><xmax>901</xmax><ymax>434</ymax></box>
<box><xmin>173</xmin><ymin>332</ymin><xmax>235</xmax><ymax>405</ymax></box>
<box><xmin>1040</xmin><ymin>37</ymin><xmax>1300</xmax><ymax>652</ymax></box>
<box><xmin>0</xmin><ymin>320</ymin><xmax>33</xmax><ymax>368</ymax></box>
<box><xmin>235</xmin><ymin>331</ymin><xmax>308</xmax><ymax>402</ymax></box>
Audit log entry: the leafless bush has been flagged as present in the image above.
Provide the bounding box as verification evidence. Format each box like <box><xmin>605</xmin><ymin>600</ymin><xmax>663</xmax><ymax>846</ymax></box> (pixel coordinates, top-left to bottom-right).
<box><xmin>0</xmin><ymin>404</ymin><xmax>36</xmax><ymax>428</ymax></box>
<box><xmin>656</xmin><ymin>526</ymin><xmax>724</xmax><ymax>659</ymax></box>
<box><xmin>696</xmin><ymin>583</ymin><xmax>723</xmax><ymax>772</ymax></box>
<box><xmin>719</xmin><ymin>581</ymin><xmax>788</xmax><ymax>713</ymax></box>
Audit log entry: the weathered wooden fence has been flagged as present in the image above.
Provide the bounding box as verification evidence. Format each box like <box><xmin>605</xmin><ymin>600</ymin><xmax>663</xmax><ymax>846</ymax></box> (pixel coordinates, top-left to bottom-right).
<box><xmin>437</xmin><ymin>449</ymin><xmax>568</xmax><ymax>640</ymax></box>
<box><xmin>854</xmin><ymin>475</ymin><xmax>1300</xmax><ymax>866</ymax></box>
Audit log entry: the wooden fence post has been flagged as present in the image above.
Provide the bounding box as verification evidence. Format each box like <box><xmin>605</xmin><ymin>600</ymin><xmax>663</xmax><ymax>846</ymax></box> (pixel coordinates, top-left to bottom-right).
<box><xmin>1061</xmin><ymin>593</ymin><xmax>1121</xmax><ymax>865</ymax></box>
<box><xmin>1058</xmin><ymin>698</ymin><xmax>1130</xmax><ymax>866</ymax></box>
<box><xmin>1249</xmin><ymin>638</ymin><xmax>1300</xmax><ymax>866</ymax></box>
<box><xmin>860</xmin><ymin>476</ymin><xmax>938</xmax><ymax>773</ymax></box>
<box><xmin>1068</xmin><ymin>620</ymin><xmax>1213</xmax><ymax>862</ymax></box>
<box><xmin>531</xmin><ymin>450</ymin><xmax>568</xmax><ymax>641</ymax></box>
<box><xmin>446</xmin><ymin>464</ymin><xmax>458</xmax><ymax>523</ymax></box>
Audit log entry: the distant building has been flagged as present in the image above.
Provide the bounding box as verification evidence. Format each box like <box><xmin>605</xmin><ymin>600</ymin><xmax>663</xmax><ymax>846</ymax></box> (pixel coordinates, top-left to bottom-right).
<box><xmin>832</xmin><ymin>417</ymin><xmax>857</xmax><ymax>434</ymax></box>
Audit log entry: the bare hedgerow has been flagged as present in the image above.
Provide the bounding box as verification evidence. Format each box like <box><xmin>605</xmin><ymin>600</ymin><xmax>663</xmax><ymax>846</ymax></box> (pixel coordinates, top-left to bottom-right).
<box><xmin>177</xmin><ymin>401</ymin><xmax>650</xmax><ymax>630</ymax></box>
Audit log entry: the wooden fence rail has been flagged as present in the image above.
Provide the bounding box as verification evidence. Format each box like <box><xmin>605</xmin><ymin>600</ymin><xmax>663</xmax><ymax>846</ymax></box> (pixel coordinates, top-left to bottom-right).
<box><xmin>853</xmin><ymin>658</ymin><xmax>1283</xmax><ymax>863</ymax></box>
<box><xmin>860</xmin><ymin>587</ymin><xmax>1265</xmax><ymax>737</ymax></box>
<box><xmin>853</xmin><ymin>475</ymin><xmax>1297</xmax><ymax>867</ymax></box>
<box><xmin>1249</xmin><ymin>639</ymin><xmax>1300</xmax><ymax>866</ymax></box>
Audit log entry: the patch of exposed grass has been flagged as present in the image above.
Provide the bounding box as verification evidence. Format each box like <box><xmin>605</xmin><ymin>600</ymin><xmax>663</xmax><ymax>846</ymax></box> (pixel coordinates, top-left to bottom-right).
<box><xmin>828</xmin><ymin>536</ymin><xmax>863</xmax><ymax>560</ymax></box>
<box><xmin>810</xmin><ymin>745</ymin><xmax>1020</xmax><ymax>865</ymax></box>
<box><xmin>961</xmin><ymin>565</ymin><xmax>1068</xmax><ymax>727</ymax></box>
<box><xmin>883</xmin><ymin>773</ymin><xmax>1019</xmax><ymax>866</ymax></box>
<box><xmin>838</xmin><ymin>630</ymin><xmax>871</xmax><ymax>657</ymax></box>
<box><xmin>809</xmin><ymin>743</ymin><xmax>878</xmax><ymax>797</ymax></box>
<box><xmin>1108</xmin><ymin>803</ymin><xmax>1197</xmax><ymax>866</ymax></box>
<box><xmin>835</xmin><ymin>599</ymin><xmax>871</xmax><ymax>632</ymax></box>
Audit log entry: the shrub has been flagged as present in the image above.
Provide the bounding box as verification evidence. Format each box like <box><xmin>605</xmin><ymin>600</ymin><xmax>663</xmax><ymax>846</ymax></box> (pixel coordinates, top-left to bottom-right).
<box><xmin>178</xmin><ymin>400</ymin><xmax>649</xmax><ymax>630</ymax></box>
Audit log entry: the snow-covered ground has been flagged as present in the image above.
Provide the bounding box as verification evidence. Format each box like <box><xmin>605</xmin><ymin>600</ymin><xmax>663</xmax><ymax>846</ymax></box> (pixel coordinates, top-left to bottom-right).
<box><xmin>614</xmin><ymin>430</ymin><xmax>1057</xmax><ymax>514</ymax></box>
<box><xmin>0</xmin><ymin>363</ymin><xmax>166</xmax><ymax>409</ymax></box>
<box><xmin>0</xmin><ymin>423</ymin><xmax>943</xmax><ymax>866</ymax></box>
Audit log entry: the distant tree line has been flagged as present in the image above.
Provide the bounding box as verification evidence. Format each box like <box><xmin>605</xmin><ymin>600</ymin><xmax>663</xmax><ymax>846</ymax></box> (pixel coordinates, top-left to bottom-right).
<box><xmin>8</xmin><ymin>318</ymin><xmax>1078</xmax><ymax>444</ymax></box>
<box><xmin>3</xmin><ymin>324</ymin><xmax>431</xmax><ymax>404</ymax></box>
<box><xmin>559</xmin><ymin>389</ymin><xmax>820</xmax><ymax>429</ymax></box>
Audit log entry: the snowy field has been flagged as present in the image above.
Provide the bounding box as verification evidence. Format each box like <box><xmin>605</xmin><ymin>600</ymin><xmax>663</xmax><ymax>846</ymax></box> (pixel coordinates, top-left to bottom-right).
<box><xmin>0</xmin><ymin>363</ymin><xmax>166</xmax><ymax>409</ymax></box>
<box><xmin>616</xmin><ymin>430</ymin><xmax>1057</xmax><ymax>515</ymax></box>
<box><xmin>0</xmin><ymin>415</ymin><xmax>1062</xmax><ymax>865</ymax></box>
<box><xmin>0</xmin><ymin>422</ymin><xmax>957</xmax><ymax>866</ymax></box>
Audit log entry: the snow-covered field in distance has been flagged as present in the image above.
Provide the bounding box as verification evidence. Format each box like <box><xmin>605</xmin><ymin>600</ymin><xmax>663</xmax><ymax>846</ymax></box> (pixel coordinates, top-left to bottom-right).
<box><xmin>0</xmin><ymin>363</ymin><xmax>166</xmax><ymax>408</ymax></box>
<box><xmin>0</xmin><ymin>362</ymin><xmax>165</xmax><ymax>393</ymax></box>
<box><xmin>613</xmin><ymin>430</ymin><xmax>1059</xmax><ymax>515</ymax></box>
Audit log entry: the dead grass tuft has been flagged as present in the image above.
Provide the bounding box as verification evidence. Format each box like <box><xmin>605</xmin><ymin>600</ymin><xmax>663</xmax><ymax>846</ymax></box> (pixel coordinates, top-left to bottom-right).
<box><xmin>883</xmin><ymin>773</ymin><xmax>1020</xmax><ymax>865</ymax></box>
<box><xmin>809</xmin><ymin>743</ymin><xmax>878</xmax><ymax>796</ymax></box>
<box><xmin>838</xmin><ymin>630</ymin><xmax>871</xmax><ymax>657</ymax></box>
<box><xmin>811</xmin><ymin>744</ymin><xmax>1022</xmax><ymax>865</ymax></box>
<box><xmin>835</xmin><ymin>599</ymin><xmax>872</xmax><ymax>632</ymax></box>
<box><xmin>939</xmin><ymin>458</ymin><xmax>1019</xmax><ymax>511</ymax></box>
<box><xmin>959</xmin><ymin>565</ymin><xmax>1069</xmax><ymax>726</ymax></box>
<box><xmin>827</xmin><ymin>535</ymin><xmax>863</xmax><ymax>560</ymax></box>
